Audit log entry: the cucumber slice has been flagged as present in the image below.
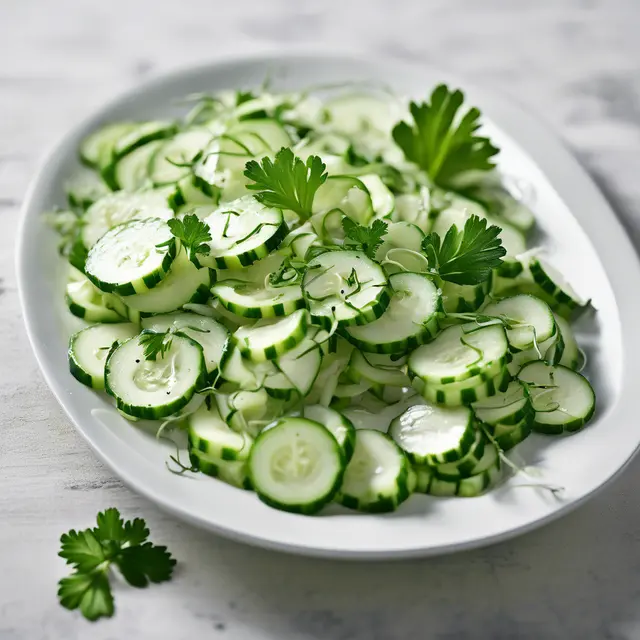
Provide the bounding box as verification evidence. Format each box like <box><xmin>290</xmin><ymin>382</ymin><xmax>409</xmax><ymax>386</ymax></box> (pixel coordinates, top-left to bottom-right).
<box><xmin>337</xmin><ymin>429</ymin><xmax>413</xmax><ymax>513</ymax></box>
<box><xmin>149</xmin><ymin>128</ymin><xmax>214</xmax><ymax>186</ymax></box>
<box><xmin>359</xmin><ymin>174</ymin><xmax>394</xmax><ymax>218</ymax></box>
<box><xmin>312</xmin><ymin>175</ymin><xmax>373</xmax><ymax>226</ymax></box>
<box><xmin>115</xmin><ymin>140</ymin><xmax>162</xmax><ymax>192</ymax></box>
<box><xmin>65</xmin><ymin>277</ymin><xmax>126</xmax><ymax>323</ymax></box>
<box><xmin>429</xmin><ymin>458</ymin><xmax>502</xmax><ymax>497</ymax></box>
<box><xmin>103</xmin><ymin>121</ymin><xmax>177</xmax><ymax>188</ymax></box>
<box><xmin>473</xmin><ymin>380</ymin><xmax>532</xmax><ymax>427</ymax></box>
<box><xmin>430</xmin><ymin>430</ymin><xmax>488</xmax><ymax>480</ymax></box>
<box><xmin>493</xmin><ymin>415</ymin><xmax>532</xmax><ymax>451</ymax></box>
<box><xmin>81</xmin><ymin>191</ymin><xmax>174</xmax><ymax>249</ymax></box>
<box><xmin>189</xmin><ymin>449</ymin><xmax>252</xmax><ymax>489</ymax></box>
<box><xmin>343</xmin><ymin>272</ymin><xmax>440</xmax><ymax>353</ymax></box>
<box><xmin>220</xmin><ymin>346</ymin><xmax>261</xmax><ymax>389</ymax></box>
<box><xmin>441</xmin><ymin>278</ymin><xmax>491</xmax><ymax>313</ymax></box>
<box><xmin>188</xmin><ymin>399</ymin><xmax>253</xmax><ymax>461</ymax></box>
<box><xmin>271</xmin><ymin>330</ymin><xmax>323</xmax><ymax>397</ymax></box>
<box><xmin>233</xmin><ymin>309</ymin><xmax>309</xmax><ymax>363</ymax></box>
<box><xmin>375</xmin><ymin>221</ymin><xmax>426</xmax><ymax>274</ymax></box>
<box><xmin>302</xmin><ymin>404</ymin><xmax>356</xmax><ymax>463</ymax></box>
<box><xmin>517</xmin><ymin>361</ymin><xmax>595</xmax><ymax>433</ymax></box>
<box><xmin>528</xmin><ymin>257</ymin><xmax>587</xmax><ymax>317</ymax></box>
<box><xmin>417</xmin><ymin>366</ymin><xmax>510</xmax><ymax>407</ymax></box>
<box><xmin>217</xmin><ymin>387</ymin><xmax>280</xmax><ymax>437</ymax></box>
<box><xmin>199</xmin><ymin>196</ymin><xmax>287</xmax><ymax>269</ymax></box>
<box><xmin>80</xmin><ymin>122</ymin><xmax>136</xmax><ymax>168</ymax></box>
<box><xmin>555</xmin><ymin>314</ymin><xmax>580</xmax><ymax>370</ymax></box>
<box><xmin>413</xmin><ymin>465</ymin><xmax>433</xmax><ymax>494</ymax></box>
<box><xmin>388</xmin><ymin>402</ymin><xmax>475</xmax><ymax>465</ymax></box>
<box><xmin>105</xmin><ymin>332</ymin><xmax>206</xmax><ymax>419</ymax></box>
<box><xmin>322</xmin><ymin>93</ymin><xmax>401</xmax><ymax>137</ymax></box>
<box><xmin>170</xmin><ymin>173</ymin><xmax>220</xmax><ymax>209</ymax></box>
<box><xmin>302</xmin><ymin>250</ymin><xmax>390</xmax><ymax>326</ymax></box>
<box><xmin>212</xmin><ymin>278</ymin><xmax>305</xmax><ymax>319</ymax></box>
<box><xmin>65</xmin><ymin>168</ymin><xmax>110</xmax><ymax>210</ymax></box>
<box><xmin>484</xmin><ymin>294</ymin><xmax>556</xmax><ymax>351</ymax></box>
<box><xmin>141</xmin><ymin>312</ymin><xmax>229</xmax><ymax>381</ymax></box>
<box><xmin>249</xmin><ymin>417</ymin><xmax>344</xmax><ymax>514</ymax></box>
<box><xmin>68</xmin><ymin>323</ymin><xmax>139</xmax><ymax>389</ymax></box>
<box><xmin>408</xmin><ymin>323</ymin><xmax>509</xmax><ymax>384</ymax></box>
<box><xmin>347</xmin><ymin>349</ymin><xmax>410</xmax><ymax>387</ymax></box>
<box><xmin>119</xmin><ymin>251</ymin><xmax>214</xmax><ymax>315</ymax></box>
<box><xmin>85</xmin><ymin>217</ymin><xmax>177</xmax><ymax>295</ymax></box>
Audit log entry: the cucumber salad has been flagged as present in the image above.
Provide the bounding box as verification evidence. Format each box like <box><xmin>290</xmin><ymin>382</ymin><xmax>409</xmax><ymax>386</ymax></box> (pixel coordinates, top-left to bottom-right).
<box><xmin>47</xmin><ymin>83</ymin><xmax>595</xmax><ymax>515</ymax></box>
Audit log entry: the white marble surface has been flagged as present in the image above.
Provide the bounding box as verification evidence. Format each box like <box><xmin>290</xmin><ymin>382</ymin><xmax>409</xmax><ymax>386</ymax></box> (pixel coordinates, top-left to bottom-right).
<box><xmin>2</xmin><ymin>1</ymin><xmax>640</xmax><ymax>638</ymax></box>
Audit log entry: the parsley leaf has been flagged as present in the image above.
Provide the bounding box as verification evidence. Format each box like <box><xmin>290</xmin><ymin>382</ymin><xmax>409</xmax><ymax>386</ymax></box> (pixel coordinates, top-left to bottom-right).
<box><xmin>244</xmin><ymin>147</ymin><xmax>328</xmax><ymax>218</ymax></box>
<box><xmin>157</xmin><ymin>214</ymin><xmax>211</xmax><ymax>266</ymax></box>
<box><xmin>57</xmin><ymin>508</ymin><xmax>176</xmax><ymax>622</ymax></box>
<box><xmin>138</xmin><ymin>331</ymin><xmax>173</xmax><ymax>361</ymax></box>
<box><xmin>392</xmin><ymin>85</ymin><xmax>499</xmax><ymax>189</ymax></box>
<box><xmin>342</xmin><ymin>217</ymin><xmax>388</xmax><ymax>260</ymax></box>
<box><xmin>421</xmin><ymin>215</ymin><xmax>506</xmax><ymax>285</ymax></box>
<box><xmin>58</xmin><ymin>570</ymin><xmax>114</xmax><ymax>622</ymax></box>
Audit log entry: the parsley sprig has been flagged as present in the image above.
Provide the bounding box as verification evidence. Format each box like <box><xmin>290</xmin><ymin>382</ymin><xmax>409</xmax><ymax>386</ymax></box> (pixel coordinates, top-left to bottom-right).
<box><xmin>57</xmin><ymin>508</ymin><xmax>176</xmax><ymax>621</ymax></box>
<box><xmin>139</xmin><ymin>331</ymin><xmax>173</xmax><ymax>361</ymax></box>
<box><xmin>157</xmin><ymin>214</ymin><xmax>212</xmax><ymax>266</ymax></box>
<box><xmin>422</xmin><ymin>215</ymin><xmax>506</xmax><ymax>285</ymax></box>
<box><xmin>342</xmin><ymin>217</ymin><xmax>388</xmax><ymax>260</ymax></box>
<box><xmin>392</xmin><ymin>84</ymin><xmax>499</xmax><ymax>190</ymax></box>
<box><xmin>244</xmin><ymin>147</ymin><xmax>328</xmax><ymax>219</ymax></box>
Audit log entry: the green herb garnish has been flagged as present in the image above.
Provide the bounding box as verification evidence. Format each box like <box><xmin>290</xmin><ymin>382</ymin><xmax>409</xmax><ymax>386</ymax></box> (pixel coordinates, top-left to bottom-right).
<box><xmin>244</xmin><ymin>147</ymin><xmax>328</xmax><ymax>218</ymax></box>
<box><xmin>57</xmin><ymin>508</ymin><xmax>175</xmax><ymax>621</ymax></box>
<box><xmin>342</xmin><ymin>217</ymin><xmax>388</xmax><ymax>260</ymax></box>
<box><xmin>392</xmin><ymin>84</ymin><xmax>499</xmax><ymax>189</ymax></box>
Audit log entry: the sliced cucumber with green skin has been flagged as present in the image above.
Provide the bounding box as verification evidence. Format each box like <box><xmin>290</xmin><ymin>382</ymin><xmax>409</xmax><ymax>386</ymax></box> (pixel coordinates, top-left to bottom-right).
<box><xmin>388</xmin><ymin>402</ymin><xmax>475</xmax><ymax>465</ymax></box>
<box><xmin>271</xmin><ymin>329</ymin><xmax>323</xmax><ymax>397</ymax></box>
<box><xmin>68</xmin><ymin>323</ymin><xmax>139</xmax><ymax>389</ymax></box>
<box><xmin>484</xmin><ymin>294</ymin><xmax>556</xmax><ymax>352</ymax></box>
<box><xmin>65</xmin><ymin>168</ymin><xmax>111</xmax><ymax>210</ymax></box>
<box><xmin>105</xmin><ymin>332</ymin><xmax>206</xmax><ymax>419</ymax></box>
<box><xmin>417</xmin><ymin>366</ymin><xmax>510</xmax><ymax>407</ymax></box>
<box><xmin>188</xmin><ymin>399</ymin><xmax>253</xmax><ymax>461</ymax></box>
<box><xmin>119</xmin><ymin>250</ymin><xmax>214</xmax><ymax>315</ymax></box>
<box><xmin>507</xmin><ymin>324</ymin><xmax>564</xmax><ymax>375</ymax></box>
<box><xmin>429</xmin><ymin>458</ymin><xmax>502</xmax><ymax>497</ymax></box>
<box><xmin>473</xmin><ymin>380</ymin><xmax>532</xmax><ymax>427</ymax></box>
<box><xmin>493</xmin><ymin>416</ymin><xmax>532</xmax><ymax>451</ymax></box>
<box><xmin>249</xmin><ymin>417</ymin><xmax>344</xmax><ymax>514</ymax></box>
<box><xmin>169</xmin><ymin>173</ymin><xmax>220</xmax><ymax>209</ymax></box>
<box><xmin>302</xmin><ymin>250</ymin><xmax>390</xmax><ymax>326</ymax></box>
<box><xmin>441</xmin><ymin>278</ymin><xmax>491</xmax><ymax>314</ymax></box>
<box><xmin>220</xmin><ymin>346</ymin><xmax>261</xmax><ymax>389</ymax></box>
<box><xmin>217</xmin><ymin>387</ymin><xmax>281</xmax><ymax>437</ymax></box>
<box><xmin>343</xmin><ymin>272</ymin><xmax>439</xmax><ymax>353</ymax></box>
<box><xmin>233</xmin><ymin>309</ymin><xmax>309</xmax><ymax>363</ymax></box>
<box><xmin>189</xmin><ymin>449</ymin><xmax>252</xmax><ymax>489</ymax></box>
<box><xmin>359</xmin><ymin>174</ymin><xmax>394</xmax><ymax>218</ymax></box>
<box><xmin>375</xmin><ymin>221</ymin><xmax>426</xmax><ymax>274</ymax></box>
<box><xmin>408</xmin><ymin>323</ymin><xmax>509</xmax><ymax>385</ymax></box>
<box><xmin>141</xmin><ymin>312</ymin><xmax>229</xmax><ymax>381</ymax></box>
<box><xmin>149</xmin><ymin>128</ymin><xmax>214</xmax><ymax>186</ymax></box>
<box><xmin>430</xmin><ymin>430</ymin><xmax>488</xmax><ymax>480</ymax></box>
<box><xmin>198</xmin><ymin>196</ymin><xmax>287</xmax><ymax>269</ymax></box>
<box><xmin>491</xmin><ymin>218</ymin><xmax>526</xmax><ymax>277</ymax></box>
<box><xmin>302</xmin><ymin>404</ymin><xmax>356</xmax><ymax>463</ymax></box>
<box><xmin>336</xmin><ymin>429</ymin><xmax>413</xmax><ymax>513</ymax></box>
<box><xmin>85</xmin><ymin>217</ymin><xmax>177</xmax><ymax>295</ymax></box>
<box><xmin>517</xmin><ymin>361</ymin><xmax>595</xmax><ymax>434</ymax></box>
<box><xmin>65</xmin><ymin>277</ymin><xmax>126</xmax><ymax>323</ymax></box>
<box><xmin>312</xmin><ymin>175</ymin><xmax>373</xmax><ymax>226</ymax></box>
<box><xmin>347</xmin><ymin>349</ymin><xmax>410</xmax><ymax>387</ymax></box>
<box><xmin>554</xmin><ymin>314</ymin><xmax>581</xmax><ymax>370</ymax></box>
<box><xmin>115</xmin><ymin>140</ymin><xmax>162</xmax><ymax>192</ymax></box>
<box><xmin>81</xmin><ymin>191</ymin><xmax>174</xmax><ymax>249</ymax></box>
<box><xmin>212</xmin><ymin>279</ymin><xmax>306</xmax><ymax>319</ymax></box>
<box><xmin>79</xmin><ymin>122</ymin><xmax>136</xmax><ymax>168</ymax></box>
<box><xmin>413</xmin><ymin>465</ymin><xmax>433</xmax><ymax>494</ymax></box>
<box><xmin>528</xmin><ymin>258</ymin><xmax>587</xmax><ymax>317</ymax></box>
<box><xmin>102</xmin><ymin>121</ymin><xmax>177</xmax><ymax>188</ymax></box>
